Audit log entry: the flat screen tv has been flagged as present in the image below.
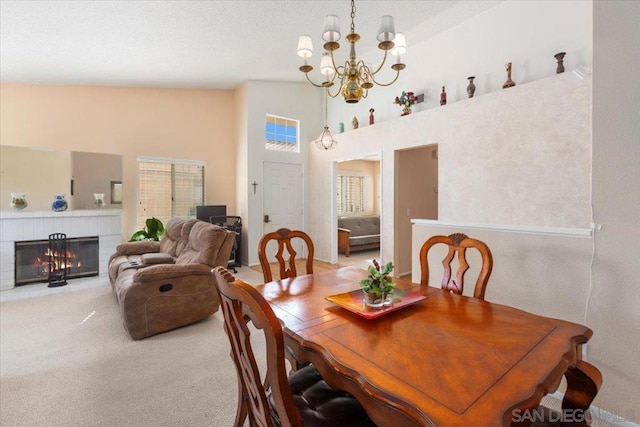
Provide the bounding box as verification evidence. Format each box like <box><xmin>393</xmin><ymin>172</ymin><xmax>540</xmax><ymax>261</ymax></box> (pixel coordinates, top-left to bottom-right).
<box><xmin>196</xmin><ymin>205</ymin><xmax>226</xmax><ymax>222</ymax></box>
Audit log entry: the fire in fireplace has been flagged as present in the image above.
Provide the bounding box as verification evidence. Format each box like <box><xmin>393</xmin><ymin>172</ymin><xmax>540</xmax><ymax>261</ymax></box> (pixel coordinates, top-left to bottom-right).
<box><xmin>14</xmin><ymin>236</ymin><xmax>99</xmax><ymax>286</ymax></box>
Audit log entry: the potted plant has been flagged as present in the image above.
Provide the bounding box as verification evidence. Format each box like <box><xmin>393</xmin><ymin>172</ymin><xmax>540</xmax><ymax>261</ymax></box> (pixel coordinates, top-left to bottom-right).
<box><xmin>393</xmin><ymin>91</ymin><xmax>419</xmax><ymax>116</ymax></box>
<box><xmin>360</xmin><ymin>259</ymin><xmax>395</xmax><ymax>308</ymax></box>
<box><xmin>129</xmin><ymin>217</ymin><xmax>165</xmax><ymax>242</ymax></box>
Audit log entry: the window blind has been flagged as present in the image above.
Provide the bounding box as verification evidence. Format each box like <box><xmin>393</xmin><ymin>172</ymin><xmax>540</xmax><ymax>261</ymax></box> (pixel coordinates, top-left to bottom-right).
<box><xmin>337</xmin><ymin>175</ymin><xmax>365</xmax><ymax>214</ymax></box>
<box><xmin>136</xmin><ymin>158</ymin><xmax>205</xmax><ymax>230</ymax></box>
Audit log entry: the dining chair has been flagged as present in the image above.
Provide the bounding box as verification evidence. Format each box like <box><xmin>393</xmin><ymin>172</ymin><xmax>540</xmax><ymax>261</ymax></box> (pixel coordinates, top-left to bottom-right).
<box><xmin>419</xmin><ymin>232</ymin><xmax>493</xmax><ymax>300</ymax></box>
<box><xmin>212</xmin><ymin>267</ymin><xmax>376</xmax><ymax>427</ymax></box>
<box><xmin>258</xmin><ymin>228</ymin><xmax>314</xmax><ymax>283</ymax></box>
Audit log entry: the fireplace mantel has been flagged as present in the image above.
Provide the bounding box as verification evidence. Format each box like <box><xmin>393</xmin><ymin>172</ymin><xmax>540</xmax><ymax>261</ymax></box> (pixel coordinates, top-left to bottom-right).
<box><xmin>0</xmin><ymin>209</ymin><xmax>122</xmax><ymax>290</ymax></box>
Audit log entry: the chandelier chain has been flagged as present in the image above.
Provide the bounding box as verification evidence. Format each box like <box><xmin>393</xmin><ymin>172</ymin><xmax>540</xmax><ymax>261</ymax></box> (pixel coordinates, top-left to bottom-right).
<box><xmin>350</xmin><ymin>0</ymin><xmax>356</xmax><ymax>34</ymax></box>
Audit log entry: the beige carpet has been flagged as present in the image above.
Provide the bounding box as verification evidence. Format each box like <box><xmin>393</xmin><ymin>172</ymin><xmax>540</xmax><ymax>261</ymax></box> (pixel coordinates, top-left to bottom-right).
<box><xmin>0</xmin><ymin>284</ymin><xmax>265</xmax><ymax>427</ymax></box>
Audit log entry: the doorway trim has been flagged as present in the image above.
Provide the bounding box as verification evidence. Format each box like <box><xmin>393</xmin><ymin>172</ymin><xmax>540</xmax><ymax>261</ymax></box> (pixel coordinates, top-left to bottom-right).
<box><xmin>331</xmin><ymin>151</ymin><xmax>383</xmax><ymax>265</ymax></box>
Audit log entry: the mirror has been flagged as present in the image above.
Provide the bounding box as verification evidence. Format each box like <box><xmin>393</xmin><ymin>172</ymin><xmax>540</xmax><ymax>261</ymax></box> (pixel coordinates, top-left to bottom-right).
<box><xmin>0</xmin><ymin>145</ymin><xmax>123</xmax><ymax>211</ymax></box>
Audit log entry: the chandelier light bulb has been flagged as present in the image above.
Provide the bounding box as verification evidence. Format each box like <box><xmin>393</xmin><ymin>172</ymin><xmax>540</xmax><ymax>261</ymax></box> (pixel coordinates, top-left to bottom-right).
<box><xmin>377</xmin><ymin>15</ymin><xmax>395</xmax><ymax>42</ymax></box>
<box><xmin>322</xmin><ymin>15</ymin><xmax>341</xmax><ymax>43</ymax></box>
<box><xmin>320</xmin><ymin>53</ymin><xmax>335</xmax><ymax>77</ymax></box>
<box><xmin>297</xmin><ymin>35</ymin><xmax>313</xmax><ymax>58</ymax></box>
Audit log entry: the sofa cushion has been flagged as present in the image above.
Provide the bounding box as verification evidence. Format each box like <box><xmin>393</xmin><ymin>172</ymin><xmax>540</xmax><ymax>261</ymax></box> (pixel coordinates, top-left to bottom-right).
<box><xmin>176</xmin><ymin>219</ymin><xmax>199</xmax><ymax>256</ymax></box>
<box><xmin>338</xmin><ymin>216</ymin><xmax>380</xmax><ymax>237</ymax></box>
<box><xmin>158</xmin><ymin>217</ymin><xmax>185</xmax><ymax>256</ymax></box>
<box><xmin>176</xmin><ymin>222</ymin><xmax>231</xmax><ymax>267</ymax></box>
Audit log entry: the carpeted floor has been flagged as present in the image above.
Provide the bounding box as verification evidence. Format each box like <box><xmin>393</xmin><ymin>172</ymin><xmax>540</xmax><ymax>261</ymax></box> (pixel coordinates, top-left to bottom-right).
<box><xmin>0</xmin><ymin>284</ymin><xmax>265</xmax><ymax>427</ymax></box>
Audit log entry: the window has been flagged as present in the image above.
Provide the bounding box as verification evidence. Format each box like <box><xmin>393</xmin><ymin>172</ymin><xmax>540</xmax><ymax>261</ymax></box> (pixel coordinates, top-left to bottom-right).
<box><xmin>337</xmin><ymin>175</ymin><xmax>365</xmax><ymax>215</ymax></box>
<box><xmin>136</xmin><ymin>158</ymin><xmax>205</xmax><ymax>229</ymax></box>
<box><xmin>265</xmin><ymin>114</ymin><xmax>299</xmax><ymax>152</ymax></box>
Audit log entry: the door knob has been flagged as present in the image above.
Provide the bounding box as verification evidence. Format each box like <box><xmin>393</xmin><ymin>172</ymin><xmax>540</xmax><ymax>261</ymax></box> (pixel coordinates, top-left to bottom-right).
<box><xmin>264</xmin><ymin>214</ymin><xmax>270</xmax><ymax>223</ymax></box>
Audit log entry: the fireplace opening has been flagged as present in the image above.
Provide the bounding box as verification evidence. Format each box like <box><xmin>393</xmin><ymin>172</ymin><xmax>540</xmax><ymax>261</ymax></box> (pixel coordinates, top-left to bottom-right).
<box><xmin>14</xmin><ymin>236</ymin><xmax>99</xmax><ymax>286</ymax></box>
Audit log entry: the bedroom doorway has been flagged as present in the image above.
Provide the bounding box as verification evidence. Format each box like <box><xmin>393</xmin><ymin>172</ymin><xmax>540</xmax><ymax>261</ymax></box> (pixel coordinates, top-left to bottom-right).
<box><xmin>335</xmin><ymin>153</ymin><xmax>382</xmax><ymax>269</ymax></box>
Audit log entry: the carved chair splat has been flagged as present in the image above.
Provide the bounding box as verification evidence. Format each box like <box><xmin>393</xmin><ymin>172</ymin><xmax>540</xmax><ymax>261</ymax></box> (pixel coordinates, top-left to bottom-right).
<box><xmin>419</xmin><ymin>233</ymin><xmax>493</xmax><ymax>300</ymax></box>
<box><xmin>258</xmin><ymin>228</ymin><xmax>314</xmax><ymax>283</ymax></box>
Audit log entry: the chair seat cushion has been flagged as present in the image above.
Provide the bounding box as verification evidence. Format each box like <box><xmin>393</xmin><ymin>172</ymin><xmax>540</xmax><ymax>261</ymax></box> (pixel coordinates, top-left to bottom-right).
<box><xmin>270</xmin><ymin>364</ymin><xmax>376</xmax><ymax>427</ymax></box>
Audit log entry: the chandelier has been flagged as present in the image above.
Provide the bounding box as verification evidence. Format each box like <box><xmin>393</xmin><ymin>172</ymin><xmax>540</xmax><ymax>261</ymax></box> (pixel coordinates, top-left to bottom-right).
<box><xmin>297</xmin><ymin>0</ymin><xmax>407</xmax><ymax>103</ymax></box>
<box><xmin>313</xmin><ymin>90</ymin><xmax>338</xmax><ymax>150</ymax></box>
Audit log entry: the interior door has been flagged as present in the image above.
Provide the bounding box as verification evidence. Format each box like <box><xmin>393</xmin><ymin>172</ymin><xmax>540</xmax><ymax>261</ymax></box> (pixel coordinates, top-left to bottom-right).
<box><xmin>263</xmin><ymin>162</ymin><xmax>304</xmax><ymax>258</ymax></box>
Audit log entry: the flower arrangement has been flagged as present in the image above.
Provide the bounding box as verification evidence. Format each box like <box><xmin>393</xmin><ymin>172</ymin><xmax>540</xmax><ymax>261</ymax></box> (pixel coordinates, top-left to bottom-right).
<box><xmin>394</xmin><ymin>91</ymin><xmax>419</xmax><ymax>115</ymax></box>
<box><xmin>360</xmin><ymin>259</ymin><xmax>395</xmax><ymax>296</ymax></box>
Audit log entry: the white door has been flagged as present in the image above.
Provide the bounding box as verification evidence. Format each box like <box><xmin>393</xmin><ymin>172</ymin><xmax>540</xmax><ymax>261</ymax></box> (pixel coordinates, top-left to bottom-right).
<box><xmin>263</xmin><ymin>162</ymin><xmax>304</xmax><ymax>259</ymax></box>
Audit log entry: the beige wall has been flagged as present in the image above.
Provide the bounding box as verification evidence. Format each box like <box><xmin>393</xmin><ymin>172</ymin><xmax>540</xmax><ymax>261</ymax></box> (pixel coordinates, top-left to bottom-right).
<box><xmin>0</xmin><ymin>146</ymin><xmax>71</xmax><ymax>211</ymax></box>
<box><xmin>0</xmin><ymin>83</ymin><xmax>236</xmax><ymax>239</ymax></box>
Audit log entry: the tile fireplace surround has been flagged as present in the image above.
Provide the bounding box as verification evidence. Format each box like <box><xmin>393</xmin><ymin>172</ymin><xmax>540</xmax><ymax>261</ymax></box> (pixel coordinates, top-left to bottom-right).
<box><xmin>0</xmin><ymin>210</ymin><xmax>122</xmax><ymax>290</ymax></box>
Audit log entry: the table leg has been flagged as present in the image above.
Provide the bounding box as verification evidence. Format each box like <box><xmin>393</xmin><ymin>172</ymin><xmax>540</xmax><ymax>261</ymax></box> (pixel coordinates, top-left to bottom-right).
<box><xmin>562</xmin><ymin>360</ymin><xmax>603</xmax><ymax>425</ymax></box>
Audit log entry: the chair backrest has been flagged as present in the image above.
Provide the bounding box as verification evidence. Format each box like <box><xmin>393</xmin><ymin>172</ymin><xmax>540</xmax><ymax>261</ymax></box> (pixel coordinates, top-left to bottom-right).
<box><xmin>258</xmin><ymin>228</ymin><xmax>314</xmax><ymax>283</ymax></box>
<box><xmin>419</xmin><ymin>233</ymin><xmax>493</xmax><ymax>300</ymax></box>
<box><xmin>212</xmin><ymin>267</ymin><xmax>304</xmax><ymax>427</ymax></box>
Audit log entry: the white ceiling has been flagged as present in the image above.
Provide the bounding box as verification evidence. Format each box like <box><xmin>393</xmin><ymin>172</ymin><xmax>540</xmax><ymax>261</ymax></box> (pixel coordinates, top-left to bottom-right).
<box><xmin>0</xmin><ymin>1</ymin><xmax>499</xmax><ymax>90</ymax></box>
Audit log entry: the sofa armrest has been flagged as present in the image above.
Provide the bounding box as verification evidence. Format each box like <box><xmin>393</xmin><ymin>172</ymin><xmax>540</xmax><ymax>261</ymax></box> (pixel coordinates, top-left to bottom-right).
<box><xmin>338</xmin><ymin>228</ymin><xmax>351</xmax><ymax>257</ymax></box>
<box><xmin>115</xmin><ymin>241</ymin><xmax>161</xmax><ymax>256</ymax></box>
<box><xmin>141</xmin><ymin>252</ymin><xmax>175</xmax><ymax>265</ymax></box>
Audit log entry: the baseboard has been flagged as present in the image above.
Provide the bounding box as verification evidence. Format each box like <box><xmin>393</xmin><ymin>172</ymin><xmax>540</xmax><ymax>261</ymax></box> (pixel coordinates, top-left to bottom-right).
<box><xmin>549</xmin><ymin>392</ymin><xmax>638</xmax><ymax>426</ymax></box>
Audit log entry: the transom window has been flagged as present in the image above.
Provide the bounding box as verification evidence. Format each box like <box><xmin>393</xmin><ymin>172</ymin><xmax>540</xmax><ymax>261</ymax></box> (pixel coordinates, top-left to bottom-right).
<box><xmin>337</xmin><ymin>174</ymin><xmax>365</xmax><ymax>215</ymax></box>
<box><xmin>265</xmin><ymin>114</ymin><xmax>299</xmax><ymax>152</ymax></box>
<box><xmin>136</xmin><ymin>157</ymin><xmax>205</xmax><ymax>229</ymax></box>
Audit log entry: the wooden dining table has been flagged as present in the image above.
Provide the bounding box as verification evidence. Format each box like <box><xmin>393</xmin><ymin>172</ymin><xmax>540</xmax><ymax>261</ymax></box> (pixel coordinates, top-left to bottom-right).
<box><xmin>256</xmin><ymin>266</ymin><xmax>601</xmax><ymax>427</ymax></box>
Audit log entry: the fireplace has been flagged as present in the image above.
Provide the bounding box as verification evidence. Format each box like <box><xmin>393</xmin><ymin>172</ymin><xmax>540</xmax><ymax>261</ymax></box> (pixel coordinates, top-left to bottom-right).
<box><xmin>14</xmin><ymin>236</ymin><xmax>99</xmax><ymax>286</ymax></box>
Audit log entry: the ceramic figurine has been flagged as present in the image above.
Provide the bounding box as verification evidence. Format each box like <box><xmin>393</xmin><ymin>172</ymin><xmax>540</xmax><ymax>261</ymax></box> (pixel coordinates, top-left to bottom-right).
<box><xmin>502</xmin><ymin>62</ymin><xmax>516</xmax><ymax>89</ymax></box>
<box><xmin>369</xmin><ymin>108</ymin><xmax>375</xmax><ymax>125</ymax></box>
<box><xmin>352</xmin><ymin>116</ymin><xmax>359</xmax><ymax>129</ymax></box>
<box><xmin>440</xmin><ymin>86</ymin><xmax>447</xmax><ymax>106</ymax></box>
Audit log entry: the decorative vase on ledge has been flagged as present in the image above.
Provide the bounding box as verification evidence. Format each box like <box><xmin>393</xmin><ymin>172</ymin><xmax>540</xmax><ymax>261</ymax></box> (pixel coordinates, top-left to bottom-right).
<box><xmin>554</xmin><ymin>52</ymin><xmax>566</xmax><ymax>74</ymax></box>
<box><xmin>51</xmin><ymin>194</ymin><xmax>68</xmax><ymax>212</ymax></box>
<box><xmin>10</xmin><ymin>193</ymin><xmax>28</xmax><ymax>211</ymax></box>
<box><xmin>467</xmin><ymin>76</ymin><xmax>476</xmax><ymax>98</ymax></box>
<box><xmin>93</xmin><ymin>193</ymin><xmax>105</xmax><ymax>209</ymax></box>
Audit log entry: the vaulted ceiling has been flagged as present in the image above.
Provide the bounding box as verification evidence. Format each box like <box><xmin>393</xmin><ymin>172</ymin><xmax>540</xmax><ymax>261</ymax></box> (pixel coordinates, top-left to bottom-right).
<box><xmin>0</xmin><ymin>0</ymin><xmax>499</xmax><ymax>89</ymax></box>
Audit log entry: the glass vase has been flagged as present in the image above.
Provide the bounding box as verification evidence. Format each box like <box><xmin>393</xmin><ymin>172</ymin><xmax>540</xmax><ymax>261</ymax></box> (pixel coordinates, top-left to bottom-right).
<box><xmin>363</xmin><ymin>289</ymin><xmax>387</xmax><ymax>309</ymax></box>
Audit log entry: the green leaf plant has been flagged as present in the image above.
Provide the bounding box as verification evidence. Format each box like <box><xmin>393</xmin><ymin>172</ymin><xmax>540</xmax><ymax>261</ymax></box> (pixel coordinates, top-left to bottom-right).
<box><xmin>359</xmin><ymin>259</ymin><xmax>395</xmax><ymax>296</ymax></box>
<box><xmin>129</xmin><ymin>217</ymin><xmax>165</xmax><ymax>242</ymax></box>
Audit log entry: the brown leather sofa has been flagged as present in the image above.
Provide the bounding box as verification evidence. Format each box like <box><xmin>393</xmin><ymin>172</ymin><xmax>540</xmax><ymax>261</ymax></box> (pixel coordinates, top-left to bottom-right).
<box><xmin>108</xmin><ymin>218</ymin><xmax>235</xmax><ymax>340</ymax></box>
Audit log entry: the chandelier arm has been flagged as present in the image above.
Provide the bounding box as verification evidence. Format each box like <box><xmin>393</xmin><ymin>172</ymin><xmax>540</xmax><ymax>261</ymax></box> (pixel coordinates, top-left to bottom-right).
<box><xmin>369</xmin><ymin>69</ymin><xmax>401</xmax><ymax>87</ymax></box>
<box><xmin>367</xmin><ymin>50</ymin><xmax>389</xmax><ymax>76</ymax></box>
<box><xmin>304</xmin><ymin>73</ymin><xmax>331</xmax><ymax>88</ymax></box>
<box><xmin>329</xmin><ymin>50</ymin><xmax>346</xmax><ymax>78</ymax></box>
<box><xmin>326</xmin><ymin>83</ymin><xmax>342</xmax><ymax>98</ymax></box>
